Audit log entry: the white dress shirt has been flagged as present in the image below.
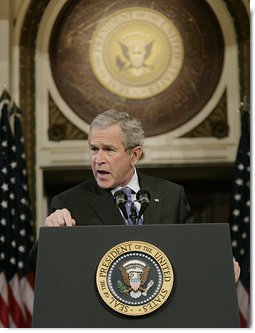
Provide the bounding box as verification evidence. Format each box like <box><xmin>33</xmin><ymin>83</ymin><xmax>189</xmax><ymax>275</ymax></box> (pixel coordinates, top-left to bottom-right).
<box><xmin>111</xmin><ymin>168</ymin><xmax>141</xmax><ymax>214</ymax></box>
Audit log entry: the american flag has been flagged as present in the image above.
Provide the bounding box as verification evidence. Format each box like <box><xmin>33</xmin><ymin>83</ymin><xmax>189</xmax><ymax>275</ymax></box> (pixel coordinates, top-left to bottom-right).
<box><xmin>0</xmin><ymin>100</ymin><xmax>35</xmax><ymax>327</ymax></box>
<box><xmin>229</xmin><ymin>110</ymin><xmax>250</xmax><ymax>327</ymax></box>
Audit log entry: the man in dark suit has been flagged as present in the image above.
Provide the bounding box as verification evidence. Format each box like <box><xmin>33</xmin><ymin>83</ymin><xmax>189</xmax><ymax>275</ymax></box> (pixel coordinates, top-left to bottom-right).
<box><xmin>45</xmin><ymin>108</ymin><xmax>192</xmax><ymax>227</ymax></box>
<box><xmin>30</xmin><ymin>109</ymin><xmax>240</xmax><ymax>281</ymax></box>
<box><xmin>47</xmin><ymin>172</ymin><xmax>192</xmax><ymax>226</ymax></box>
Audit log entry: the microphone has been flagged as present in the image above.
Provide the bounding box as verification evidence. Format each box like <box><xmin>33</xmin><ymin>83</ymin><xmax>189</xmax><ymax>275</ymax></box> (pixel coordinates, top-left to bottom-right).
<box><xmin>114</xmin><ymin>190</ymin><xmax>128</xmax><ymax>220</ymax></box>
<box><xmin>136</xmin><ymin>190</ymin><xmax>150</xmax><ymax>219</ymax></box>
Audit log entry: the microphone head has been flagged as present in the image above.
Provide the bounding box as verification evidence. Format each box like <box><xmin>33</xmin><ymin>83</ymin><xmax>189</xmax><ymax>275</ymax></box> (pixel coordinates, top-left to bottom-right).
<box><xmin>136</xmin><ymin>189</ymin><xmax>150</xmax><ymax>203</ymax></box>
<box><xmin>114</xmin><ymin>190</ymin><xmax>127</xmax><ymax>205</ymax></box>
<box><xmin>136</xmin><ymin>189</ymin><xmax>150</xmax><ymax>219</ymax></box>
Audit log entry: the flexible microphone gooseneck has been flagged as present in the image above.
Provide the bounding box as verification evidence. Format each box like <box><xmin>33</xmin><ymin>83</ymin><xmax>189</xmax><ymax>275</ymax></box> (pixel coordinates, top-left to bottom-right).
<box><xmin>130</xmin><ymin>202</ymin><xmax>138</xmax><ymax>224</ymax></box>
<box><xmin>136</xmin><ymin>189</ymin><xmax>150</xmax><ymax>219</ymax></box>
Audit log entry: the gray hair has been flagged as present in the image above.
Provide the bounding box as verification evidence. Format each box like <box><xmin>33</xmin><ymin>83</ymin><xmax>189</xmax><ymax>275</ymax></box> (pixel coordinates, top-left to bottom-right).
<box><xmin>89</xmin><ymin>109</ymin><xmax>144</xmax><ymax>148</ymax></box>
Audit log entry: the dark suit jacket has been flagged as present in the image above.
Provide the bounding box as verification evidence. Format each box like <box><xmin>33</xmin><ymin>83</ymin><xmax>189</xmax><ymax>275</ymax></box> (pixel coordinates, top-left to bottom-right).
<box><xmin>29</xmin><ymin>172</ymin><xmax>193</xmax><ymax>269</ymax></box>
<box><xmin>49</xmin><ymin>172</ymin><xmax>193</xmax><ymax>225</ymax></box>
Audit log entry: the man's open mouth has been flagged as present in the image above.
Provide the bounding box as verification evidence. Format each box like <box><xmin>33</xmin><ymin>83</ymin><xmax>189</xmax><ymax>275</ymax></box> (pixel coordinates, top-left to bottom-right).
<box><xmin>97</xmin><ymin>170</ymin><xmax>110</xmax><ymax>175</ymax></box>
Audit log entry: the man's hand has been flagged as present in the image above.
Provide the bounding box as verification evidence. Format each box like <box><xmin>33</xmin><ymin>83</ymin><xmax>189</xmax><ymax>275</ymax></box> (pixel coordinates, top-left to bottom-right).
<box><xmin>45</xmin><ymin>209</ymin><xmax>76</xmax><ymax>227</ymax></box>
<box><xmin>233</xmin><ymin>258</ymin><xmax>240</xmax><ymax>283</ymax></box>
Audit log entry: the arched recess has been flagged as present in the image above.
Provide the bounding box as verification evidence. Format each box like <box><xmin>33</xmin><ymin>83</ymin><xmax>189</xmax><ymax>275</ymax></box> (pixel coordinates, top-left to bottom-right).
<box><xmin>17</xmin><ymin>0</ymin><xmax>249</xmax><ymax>225</ymax></box>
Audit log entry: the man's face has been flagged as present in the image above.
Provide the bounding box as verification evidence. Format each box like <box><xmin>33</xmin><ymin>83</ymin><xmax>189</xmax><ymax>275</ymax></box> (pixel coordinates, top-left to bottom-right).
<box><xmin>89</xmin><ymin>124</ymin><xmax>142</xmax><ymax>189</ymax></box>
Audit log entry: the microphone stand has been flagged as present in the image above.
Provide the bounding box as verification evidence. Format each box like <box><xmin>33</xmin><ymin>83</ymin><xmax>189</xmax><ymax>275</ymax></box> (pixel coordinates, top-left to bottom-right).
<box><xmin>130</xmin><ymin>202</ymin><xmax>138</xmax><ymax>225</ymax></box>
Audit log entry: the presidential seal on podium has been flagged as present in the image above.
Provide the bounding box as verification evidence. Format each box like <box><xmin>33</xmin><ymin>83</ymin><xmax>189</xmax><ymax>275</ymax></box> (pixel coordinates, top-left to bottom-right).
<box><xmin>96</xmin><ymin>240</ymin><xmax>174</xmax><ymax>316</ymax></box>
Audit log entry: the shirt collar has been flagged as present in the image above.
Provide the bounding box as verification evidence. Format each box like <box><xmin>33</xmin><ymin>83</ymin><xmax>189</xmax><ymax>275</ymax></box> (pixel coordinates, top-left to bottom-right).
<box><xmin>111</xmin><ymin>168</ymin><xmax>140</xmax><ymax>196</ymax></box>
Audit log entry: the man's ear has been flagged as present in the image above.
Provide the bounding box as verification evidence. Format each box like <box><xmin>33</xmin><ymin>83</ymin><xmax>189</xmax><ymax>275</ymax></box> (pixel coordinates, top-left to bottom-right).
<box><xmin>131</xmin><ymin>146</ymin><xmax>143</xmax><ymax>165</ymax></box>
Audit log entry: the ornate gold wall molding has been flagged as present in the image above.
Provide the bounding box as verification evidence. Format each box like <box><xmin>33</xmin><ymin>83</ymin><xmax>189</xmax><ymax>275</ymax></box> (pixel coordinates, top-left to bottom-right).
<box><xmin>223</xmin><ymin>0</ymin><xmax>250</xmax><ymax>99</ymax></box>
<box><xmin>48</xmin><ymin>94</ymin><xmax>88</xmax><ymax>141</ymax></box>
<box><xmin>182</xmin><ymin>90</ymin><xmax>228</xmax><ymax>138</ymax></box>
<box><xmin>19</xmin><ymin>0</ymin><xmax>51</xmax><ymax>218</ymax></box>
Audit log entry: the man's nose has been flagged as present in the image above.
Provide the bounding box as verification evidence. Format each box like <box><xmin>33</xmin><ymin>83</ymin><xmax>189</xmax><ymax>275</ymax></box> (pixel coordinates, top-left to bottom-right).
<box><xmin>95</xmin><ymin>149</ymin><xmax>106</xmax><ymax>163</ymax></box>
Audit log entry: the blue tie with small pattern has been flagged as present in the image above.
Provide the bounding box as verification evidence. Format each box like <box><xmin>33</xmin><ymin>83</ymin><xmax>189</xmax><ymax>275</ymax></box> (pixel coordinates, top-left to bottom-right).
<box><xmin>122</xmin><ymin>187</ymin><xmax>143</xmax><ymax>225</ymax></box>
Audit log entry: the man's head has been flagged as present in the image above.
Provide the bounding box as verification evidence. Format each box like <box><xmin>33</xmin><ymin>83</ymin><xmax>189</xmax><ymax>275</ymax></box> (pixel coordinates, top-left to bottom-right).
<box><xmin>88</xmin><ymin>109</ymin><xmax>144</xmax><ymax>189</ymax></box>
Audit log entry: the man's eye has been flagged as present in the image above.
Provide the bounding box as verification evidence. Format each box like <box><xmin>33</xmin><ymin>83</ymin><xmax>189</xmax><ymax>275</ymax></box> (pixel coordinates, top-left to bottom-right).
<box><xmin>104</xmin><ymin>147</ymin><xmax>116</xmax><ymax>154</ymax></box>
<box><xmin>90</xmin><ymin>147</ymin><xmax>98</xmax><ymax>152</ymax></box>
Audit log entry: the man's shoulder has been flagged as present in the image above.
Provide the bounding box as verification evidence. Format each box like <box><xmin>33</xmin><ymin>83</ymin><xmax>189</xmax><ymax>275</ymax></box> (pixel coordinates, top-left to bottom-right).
<box><xmin>54</xmin><ymin>178</ymin><xmax>97</xmax><ymax>199</ymax></box>
<box><xmin>138</xmin><ymin>172</ymin><xmax>183</xmax><ymax>190</ymax></box>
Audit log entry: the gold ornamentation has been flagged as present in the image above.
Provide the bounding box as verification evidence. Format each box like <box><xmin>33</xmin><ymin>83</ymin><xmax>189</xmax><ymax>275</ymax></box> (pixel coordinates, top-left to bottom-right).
<box><xmin>96</xmin><ymin>240</ymin><xmax>174</xmax><ymax>316</ymax></box>
<box><xmin>89</xmin><ymin>7</ymin><xmax>183</xmax><ymax>99</ymax></box>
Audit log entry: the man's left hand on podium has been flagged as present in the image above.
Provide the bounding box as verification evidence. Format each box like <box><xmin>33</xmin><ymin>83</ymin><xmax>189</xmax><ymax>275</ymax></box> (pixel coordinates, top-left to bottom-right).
<box><xmin>233</xmin><ymin>258</ymin><xmax>240</xmax><ymax>283</ymax></box>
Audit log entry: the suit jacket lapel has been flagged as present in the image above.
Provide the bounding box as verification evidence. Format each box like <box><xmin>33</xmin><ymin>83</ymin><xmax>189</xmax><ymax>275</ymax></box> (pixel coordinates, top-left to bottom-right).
<box><xmin>138</xmin><ymin>173</ymin><xmax>162</xmax><ymax>225</ymax></box>
<box><xmin>87</xmin><ymin>185</ymin><xmax>124</xmax><ymax>225</ymax></box>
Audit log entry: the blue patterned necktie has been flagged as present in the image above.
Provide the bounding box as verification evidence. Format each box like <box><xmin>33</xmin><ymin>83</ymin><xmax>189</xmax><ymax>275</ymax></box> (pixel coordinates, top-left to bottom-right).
<box><xmin>122</xmin><ymin>187</ymin><xmax>143</xmax><ymax>225</ymax></box>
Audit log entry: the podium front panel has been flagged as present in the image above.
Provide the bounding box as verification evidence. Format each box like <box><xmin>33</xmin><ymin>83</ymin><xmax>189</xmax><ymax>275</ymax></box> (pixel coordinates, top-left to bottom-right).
<box><xmin>32</xmin><ymin>223</ymin><xmax>240</xmax><ymax>328</ymax></box>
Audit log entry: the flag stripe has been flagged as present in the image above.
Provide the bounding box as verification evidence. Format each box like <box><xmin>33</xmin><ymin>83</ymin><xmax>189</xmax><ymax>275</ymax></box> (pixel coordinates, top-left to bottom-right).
<box><xmin>0</xmin><ymin>273</ymin><xmax>8</xmax><ymax>304</ymax></box>
<box><xmin>0</xmin><ymin>272</ymin><xmax>9</xmax><ymax>327</ymax></box>
<box><xmin>8</xmin><ymin>283</ymin><xmax>25</xmax><ymax>327</ymax></box>
<box><xmin>0</xmin><ymin>297</ymin><xmax>8</xmax><ymax>327</ymax></box>
<box><xmin>9</xmin><ymin>275</ymin><xmax>27</xmax><ymax>319</ymax></box>
<box><xmin>20</xmin><ymin>275</ymin><xmax>34</xmax><ymax>314</ymax></box>
<box><xmin>237</xmin><ymin>281</ymin><xmax>250</xmax><ymax>323</ymax></box>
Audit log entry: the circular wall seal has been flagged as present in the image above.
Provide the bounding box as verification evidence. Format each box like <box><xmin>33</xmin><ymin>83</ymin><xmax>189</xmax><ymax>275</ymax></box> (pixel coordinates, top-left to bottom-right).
<box><xmin>50</xmin><ymin>0</ymin><xmax>224</xmax><ymax>136</ymax></box>
<box><xmin>96</xmin><ymin>240</ymin><xmax>174</xmax><ymax>316</ymax></box>
<box><xmin>89</xmin><ymin>7</ymin><xmax>184</xmax><ymax>99</ymax></box>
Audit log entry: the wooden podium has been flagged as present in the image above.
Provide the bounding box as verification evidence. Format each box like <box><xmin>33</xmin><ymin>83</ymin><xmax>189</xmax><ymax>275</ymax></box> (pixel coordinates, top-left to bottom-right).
<box><xmin>32</xmin><ymin>224</ymin><xmax>240</xmax><ymax>328</ymax></box>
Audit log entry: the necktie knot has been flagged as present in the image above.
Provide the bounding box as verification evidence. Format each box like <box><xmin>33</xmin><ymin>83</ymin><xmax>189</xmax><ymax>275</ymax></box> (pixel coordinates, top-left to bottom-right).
<box><xmin>122</xmin><ymin>186</ymin><xmax>132</xmax><ymax>200</ymax></box>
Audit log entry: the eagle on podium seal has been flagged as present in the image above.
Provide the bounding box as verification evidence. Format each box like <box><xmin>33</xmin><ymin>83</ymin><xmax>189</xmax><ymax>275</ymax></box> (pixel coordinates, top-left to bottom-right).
<box><xmin>118</xmin><ymin>259</ymin><xmax>154</xmax><ymax>299</ymax></box>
